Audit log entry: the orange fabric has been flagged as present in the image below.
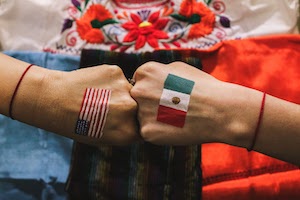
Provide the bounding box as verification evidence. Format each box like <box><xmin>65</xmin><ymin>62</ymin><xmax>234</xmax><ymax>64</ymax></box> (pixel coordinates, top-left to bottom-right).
<box><xmin>203</xmin><ymin>170</ymin><xmax>300</xmax><ymax>200</ymax></box>
<box><xmin>196</xmin><ymin>34</ymin><xmax>300</xmax><ymax>199</ymax></box>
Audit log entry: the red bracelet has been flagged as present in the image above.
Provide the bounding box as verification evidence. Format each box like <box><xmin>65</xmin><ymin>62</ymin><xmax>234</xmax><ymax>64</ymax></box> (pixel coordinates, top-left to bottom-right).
<box><xmin>9</xmin><ymin>64</ymin><xmax>34</xmax><ymax>120</ymax></box>
<box><xmin>247</xmin><ymin>92</ymin><xmax>266</xmax><ymax>151</ymax></box>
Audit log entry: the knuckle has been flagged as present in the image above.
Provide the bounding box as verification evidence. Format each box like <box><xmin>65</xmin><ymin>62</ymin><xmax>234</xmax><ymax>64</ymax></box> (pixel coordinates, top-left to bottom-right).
<box><xmin>134</xmin><ymin>62</ymin><xmax>161</xmax><ymax>81</ymax></box>
<box><xmin>140</xmin><ymin>125</ymin><xmax>152</xmax><ymax>142</ymax></box>
<box><xmin>170</xmin><ymin>61</ymin><xmax>183</xmax><ymax>66</ymax></box>
<box><xmin>130</xmin><ymin>85</ymin><xmax>145</xmax><ymax>100</ymax></box>
<box><xmin>120</xmin><ymin>96</ymin><xmax>137</xmax><ymax>112</ymax></box>
<box><xmin>126</xmin><ymin>97</ymin><xmax>138</xmax><ymax>110</ymax></box>
<box><xmin>139</xmin><ymin>61</ymin><xmax>159</xmax><ymax>73</ymax></box>
<box><xmin>107</xmin><ymin>65</ymin><xmax>123</xmax><ymax>75</ymax></box>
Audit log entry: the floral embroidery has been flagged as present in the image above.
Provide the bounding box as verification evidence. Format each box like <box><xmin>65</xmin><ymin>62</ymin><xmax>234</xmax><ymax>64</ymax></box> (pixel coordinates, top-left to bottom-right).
<box><xmin>51</xmin><ymin>0</ymin><xmax>232</xmax><ymax>54</ymax></box>
<box><xmin>76</xmin><ymin>4</ymin><xmax>117</xmax><ymax>43</ymax></box>
<box><xmin>174</xmin><ymin>0</ymin><xmax>215</xmax><ymax>39</ymax></box>
<box><xmin>121</xmin><ymin>11</ymin><xmax>169</xmax><ymax>50</ymax></box>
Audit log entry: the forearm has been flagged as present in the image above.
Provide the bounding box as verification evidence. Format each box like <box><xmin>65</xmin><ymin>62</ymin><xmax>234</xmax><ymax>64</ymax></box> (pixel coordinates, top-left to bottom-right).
<box><xmin>0</xmin><ymin>53</ymin><xmax>139</xmax><ymax>146</ymax></box>
<box><xmin>0</xmin><ymin>53</ymin><xmax>76</xmax><ymax>138</ymax></box>
<box><xmin>252</xmin><ymin>94</ymin><xmax>300</xmax><ymax>165</ymax></box>
<box><xmin>0</xmin><ymin>53</ymin><xmax>41</xmax><ymax>116</ymax></box>
<box><xmin>218</xmin><ymin>84</ymin><xmax>300</xmax><ymax>165</ymax></box>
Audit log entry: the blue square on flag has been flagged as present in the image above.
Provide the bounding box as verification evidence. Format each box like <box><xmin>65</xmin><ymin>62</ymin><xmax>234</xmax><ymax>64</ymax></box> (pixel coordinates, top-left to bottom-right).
<box><xmin>75</xmin><ymin>119</ymin><xmax>90</xmax><ymax>136</ymax></box>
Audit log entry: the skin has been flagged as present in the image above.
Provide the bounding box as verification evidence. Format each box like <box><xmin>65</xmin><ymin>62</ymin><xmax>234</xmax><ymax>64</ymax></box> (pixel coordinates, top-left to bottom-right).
<box><xmin>131</xmin><ymin>61</ymin><xmax>300</xmax><ymax>166</ymax></box>
<box><xmin>1</xmin><ymin>54</ymin><xmax>299</xmax><ymax>165</ymax></box>
<box><xmin>0</xmin><ymin>53</ymin><xmax>140</xmax><ymax>146</ymax></box>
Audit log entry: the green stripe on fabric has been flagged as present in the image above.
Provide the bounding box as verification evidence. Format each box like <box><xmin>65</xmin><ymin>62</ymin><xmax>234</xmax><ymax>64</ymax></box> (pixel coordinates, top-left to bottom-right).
<box><xmin>164</xmin><ymin>74</ymin><xmax>195</xmax><ymax>94</ymax></box>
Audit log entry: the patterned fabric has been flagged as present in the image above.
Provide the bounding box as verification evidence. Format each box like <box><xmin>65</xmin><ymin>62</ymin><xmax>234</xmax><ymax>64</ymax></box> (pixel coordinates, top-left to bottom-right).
<box><xmin>51</xmin><ymin>0</ymin><xmax>299</xmax><ymax>53</ymax></box>
<box><xmin>66</xmin><ymin>49</ymin><xmax>203</xmax><ymax>200</ymax></box>
<box><xmin>0</xmin><ymin>0</ymin><xmax>299</xmax><ymax>54</ymax></box>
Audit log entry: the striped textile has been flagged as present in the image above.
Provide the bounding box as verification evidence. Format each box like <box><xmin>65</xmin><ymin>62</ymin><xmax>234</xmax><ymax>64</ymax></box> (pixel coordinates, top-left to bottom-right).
<box><xmin>76</xmin><ymin>88</ymin><xmax>111</xmax><ymax>138</ymax></box>
<box><xmin>66</xmin><ymin>49</ymin><xmax>202</xmax><ymax>200</ymax></box>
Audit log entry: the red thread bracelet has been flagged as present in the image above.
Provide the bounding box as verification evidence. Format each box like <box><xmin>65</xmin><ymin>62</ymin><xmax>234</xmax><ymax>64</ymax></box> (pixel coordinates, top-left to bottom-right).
<box><xmin>9</xmin><ymin>64</ymin><xmax>34</xmax><ymax>120</ymax></box>
<box><xmin>247</xmin><ymin>92</ymin><xmax>266</xmax><ymax>151</ymax></box>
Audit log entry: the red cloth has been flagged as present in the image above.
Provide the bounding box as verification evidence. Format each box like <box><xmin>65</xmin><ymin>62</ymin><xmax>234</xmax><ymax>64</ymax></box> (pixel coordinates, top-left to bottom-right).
<box><xmin>197</xmin><ymin>34</ymin><xmax>300</xmax><ymax>199</ymax></box>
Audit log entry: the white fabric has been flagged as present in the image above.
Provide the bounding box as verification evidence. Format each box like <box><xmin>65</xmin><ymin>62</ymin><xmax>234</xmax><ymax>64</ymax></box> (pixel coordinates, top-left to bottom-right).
<box><xmin>0</xmin><ymin>0</ymin><xmax>68</xmax><ymax>51</ymax></box>
<box><xmin>0</xmin><ymin>0</ymin><xmax>299</xmax><ymax>54</ymax></box>
<box><xmin>159</xmin><ymin>89</ymin><xmax>190</xmax><ymax>112</ymax></box>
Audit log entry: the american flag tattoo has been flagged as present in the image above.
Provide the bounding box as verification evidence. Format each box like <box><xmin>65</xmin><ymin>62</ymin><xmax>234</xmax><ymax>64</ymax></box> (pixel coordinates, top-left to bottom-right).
<box><xmin>75</xmin><ymin>88</ymin><xmax>111</xmax><ymax>138</ymax></box>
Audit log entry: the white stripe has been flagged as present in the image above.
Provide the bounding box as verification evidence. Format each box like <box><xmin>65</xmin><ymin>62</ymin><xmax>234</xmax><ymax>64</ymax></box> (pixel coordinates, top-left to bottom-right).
<box><xmin>94</xmin><ymin>90</ymin><xmax>107</xmax><ymax>138</ymax></box>
<box><xmin>99</xmin><ymin>90</ymin><xmax>111</xmax><ymax>138</ymax></box>
<box><xmin>86</xmin><ymin>88</ymin><xmax>98</xmax><ymax>122</ymax></box>
<box><xmin>159</xmin><ymin>89</ymin><xmax>190</xmax><ymax>112</ymax></box>
<box><xmin>79</xmin><ymin>88</ymin><xmax>91</xmax><ymax>119</ymax></box>
<box><xmin>88</xmin><ymin>89</ymin><xmax>102</xmax><ymax>137</ymax></box>
<box><xmin>95</xmin><ymin>90</ymin><xmax>109</xmax><ymax>138</ymax></box>
<box><xmin>96</xmin><ymin>90</ymin><xmax>111</xmax><ymax>138</ymax></box>
<box><xmin>78</xmin><ymin>88</ymin><xmax>111</xmax><ymax>139</ymax></box>
<box><xmin>92</xmin><ymin>89</ymin><xmax>106</xmax><ymax>138</ymax></box>
<box><xmin>83</xmin><ymin>88</ymin><xmax>95</xmax><ymax>120</ymax></box>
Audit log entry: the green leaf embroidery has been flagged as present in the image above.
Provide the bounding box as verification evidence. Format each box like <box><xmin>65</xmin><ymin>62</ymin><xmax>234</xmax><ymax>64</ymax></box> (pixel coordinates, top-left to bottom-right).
<box><xmin>189</xmin><ymin>14</ymin><xmax>201</xmax><ymax>24</ymax></box>
<box><xmin>170</xmin><ymin>14</ymin><xmax>201</xmax><ymax>24</ymax></box>
<box><xmin>91</xmin><ymin>19</ymin><xmax>118</xmax><ymax>29</ymax></box>
<box><xmin>204</xmin><ymin>0</ymin><xmax>213</xmax><ymax>5</ymax></box>
<box><xmin>85</xmin><ymin>0</ymin><xmax>90</xmax><ymax>8</ymax></box>
<box><xmin>170</xmin><ymin>14</ymin><xmax>189</xmax><ymax>22</ymax></box>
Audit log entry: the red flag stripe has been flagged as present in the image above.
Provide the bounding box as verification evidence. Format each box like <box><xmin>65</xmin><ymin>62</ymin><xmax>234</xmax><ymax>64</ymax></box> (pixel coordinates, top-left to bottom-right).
<box><xmin>90</xmin><ymin>89</ymin><xmax>105</xmax><ymax>137</ymax></box>
<box><xmin>93</xmin><ymin>90</ymin><xmax>106</xmax><ymax>138</ymax></box>
<box><xmin>83</xmin><ymin>88</ymin><xmax>95</xmax><ymax>120</ymax></box>
<box><xmin>96</xmin><ymin>90</ymin><xmax>111</xmax><ymax>138</ymax></box>
<box><xmin>87</xmin><ymin>88</ymin><xmax>98</xmax><ymax>122</ymax></box>
<box><xmin>78</xmin><ymin>88</ymin><xmax>88</xmax><ymax>119</ymax></box>
<box><xmin>77</xmin><ymin>88</ymin><xmax>111</xmax><ymax>138</ymax></box>
<box><xmin>88</xmin><ymin>89</ymin><xmax>104</xmax><ymax>137</ymax></box>
<box><xmin>157</xmin><ymin>105</ymin><xmax>187</xmax><ymax>128</ymax></box>
<box><xmin>79</xmin><ymin>88</ymin><xmax>91</xmax><ymax>119</ymax></box>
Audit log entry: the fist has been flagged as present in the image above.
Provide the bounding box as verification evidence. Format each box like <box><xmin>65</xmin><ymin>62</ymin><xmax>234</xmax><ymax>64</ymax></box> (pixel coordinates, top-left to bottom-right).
<box><xmin>60</xmin><ymin>65</ymin><xmax>140</xmax><ymax>145</ymax></box>
<box><xmin>130</xmin><ymin>62</ymin><xmax>232</xmax><ymax>145</ymax></box>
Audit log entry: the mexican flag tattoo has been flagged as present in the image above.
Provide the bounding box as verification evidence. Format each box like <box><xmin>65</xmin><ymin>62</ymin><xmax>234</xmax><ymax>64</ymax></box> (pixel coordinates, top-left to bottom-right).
<box><xmin>157</xmin><ymin>74</ymin><xmax>195</xmax><ymax>128</ymax></box>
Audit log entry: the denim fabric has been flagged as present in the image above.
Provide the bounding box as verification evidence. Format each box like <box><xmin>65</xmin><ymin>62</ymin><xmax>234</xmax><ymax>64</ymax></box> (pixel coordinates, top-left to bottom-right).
<box><xmin>0</xmin><ymin>51</ymin><xmax>80</xmax><ymax>183</ymax></box>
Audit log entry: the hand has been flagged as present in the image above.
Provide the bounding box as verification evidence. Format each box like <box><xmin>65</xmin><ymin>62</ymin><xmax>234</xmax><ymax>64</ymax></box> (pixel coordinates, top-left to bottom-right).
<box><xmin>131</xmin><ymin>62</ymin><xmax>261</xmax><ymax>146</ymax></box>
<box><xmin>27</xmin><ymin>65</ymin><xmax>140</xmax><ymax>146</ymax></box>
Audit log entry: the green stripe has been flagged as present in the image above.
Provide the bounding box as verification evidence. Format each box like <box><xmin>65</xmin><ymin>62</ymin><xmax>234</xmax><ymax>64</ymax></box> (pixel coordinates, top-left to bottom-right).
<box><xmin>164</xmin><ymin>74</ymin><xmax>195</xmax><ymax>94</ymax></box>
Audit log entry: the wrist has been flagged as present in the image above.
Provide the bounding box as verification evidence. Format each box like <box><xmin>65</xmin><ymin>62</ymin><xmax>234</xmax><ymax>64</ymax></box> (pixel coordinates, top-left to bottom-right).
<box><xmin>13</xmin><ymin>66</ymin><xmax>68</xmax><ymax>131</ymax></box>
<box><xmin>212</xmin><ymin>83</ymin><xmax>263</xmax><ymax>149</ymax></box>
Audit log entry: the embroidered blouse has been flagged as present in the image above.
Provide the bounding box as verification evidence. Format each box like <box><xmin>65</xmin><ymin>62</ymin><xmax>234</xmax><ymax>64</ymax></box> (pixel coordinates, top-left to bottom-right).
<box><xmin>0</xmin><ymin>0</ymin><xmax>298</xmax><ymax>54</ymax></box>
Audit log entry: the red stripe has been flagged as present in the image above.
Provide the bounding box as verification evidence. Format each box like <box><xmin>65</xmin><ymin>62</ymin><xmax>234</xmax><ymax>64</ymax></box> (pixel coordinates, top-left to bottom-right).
<box><xmin>94</xmin><ymin>90</ymin><xmax>107</xmax><ymax>138</ymax></box>
<box><xmin>157</xmin><ymin>105</ymin><xmax>187</xmax><ymax>128</ymax></box>
<box><xmin>81</xmin><ymin>88</ymin><xmax>92</xmax><ymax>119</ymax></box>
<box><xmin>88</xmin><ymin>89</ymin><xmax>101</xmax><ymax>136</ymax></box>
<box><xmin>91</xmin><ymin>89</ymin><xmax>105</xmax><ymax>137</ymax></box>
<box><xmin>88</xmin><ymin>89</ymin><xmax>102</xmax><ymax>137</ymax></box>
<box><xmin>96</xmin><ymin>90</ymin><xmax>109</xmax><ymax>138</ymax></box>
<box><xmin>86</xmin><ymin>88</ymin><xmax>96</xmax><ymax>121</ymax></box>
<box><xmin>97</xmin><ymin>90</ymin><xmax>111</xmax><ymax>138</ymax></box>
<box><xmin>78</xmin><ymin>88</ymin><xmax>88</xmax><ymax>119</ymax></box>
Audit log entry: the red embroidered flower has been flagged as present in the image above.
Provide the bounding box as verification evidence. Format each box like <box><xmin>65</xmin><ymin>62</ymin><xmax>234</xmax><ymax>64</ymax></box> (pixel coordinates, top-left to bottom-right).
<box><xmin>76</xmin><ymin>5</ymin><xmax>113</xmax><ymax>44</ymax></box>
<box><xmin>122</xmin><ymin>11</ymin><xmax>169</xmax><ymax>50</ymax></box>
<box><xmin>179</xmin><ymin>0</ymin><xmax>215</xmax><ymax>39</ymax></box>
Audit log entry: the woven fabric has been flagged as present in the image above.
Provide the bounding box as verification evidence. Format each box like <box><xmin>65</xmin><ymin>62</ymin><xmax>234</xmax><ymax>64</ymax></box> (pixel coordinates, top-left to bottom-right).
<box><xmin>66</xmin><ymin>49</ymin><xmax>203</xmax><ymax>200</ymax></box>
